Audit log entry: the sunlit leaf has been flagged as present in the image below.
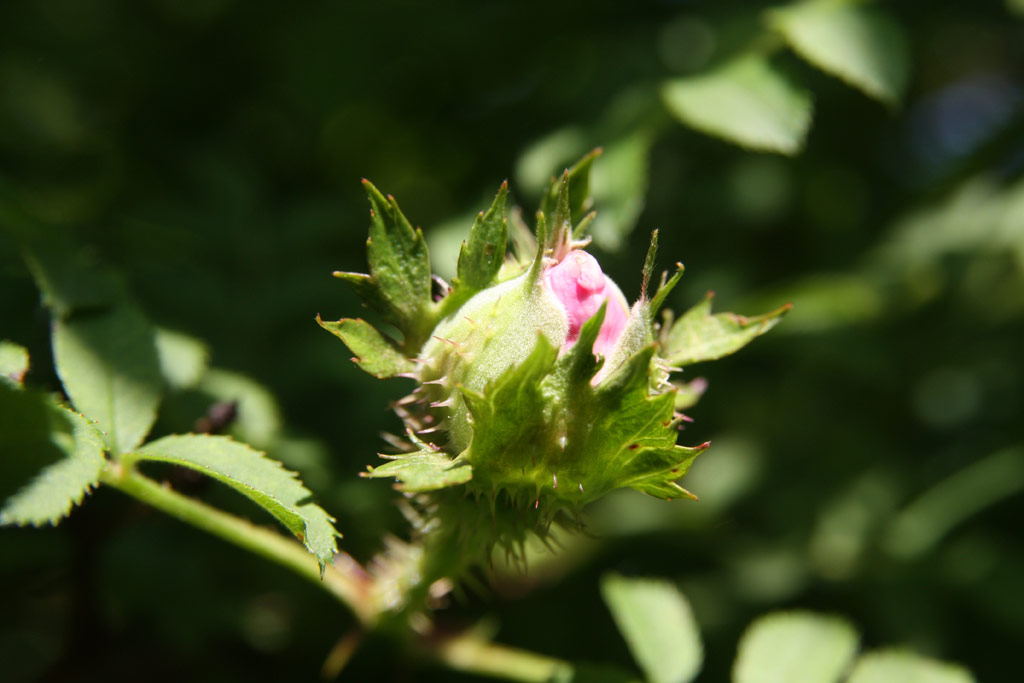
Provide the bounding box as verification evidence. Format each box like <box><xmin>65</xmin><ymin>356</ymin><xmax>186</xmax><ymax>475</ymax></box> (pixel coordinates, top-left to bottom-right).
<box><xmin>600</xmin><ymin>573</ymin><xmax>703</xmax><ymax>683</ymax></box>
<box><xmin>131</xmin><ymin>434</ymin><xmax>340</xmax><ymax>569</ymax></box>
<box><xmin>663</xmin><ymin>294</ymin><xmax>790</xmax><ymax>367</ymax></box>
<box><xmin>770</xmin><ymin>1</ymin><xmax>909</xmax><ymax>105</ymax></box>
<box><xmin>155</xmin><ymin>328</ymin><xmax>209</xmax><ymax>390</ymax></box>
<box><xmin>52</xmin><ymin>304</ymin><xmax>163</xmax><ymax>455</ymax></box>
<box><xmin>0</xmin><ymin>394</ymin><xmax>106</xmax><ymax>527</ymax></box>
<box><xmin>733</xmin><ymin>611</ymin><xmax>858</xmax><ymax>683</ymax></box>
<box><xmin>847</xmin><ymin>650</ymin><xmax>975</xmax><ymax>683</ymax></box>
<box><xmin>661</xmin><ymin>54</ymin><xmax>813</xmax><ymax>155</ymax></box>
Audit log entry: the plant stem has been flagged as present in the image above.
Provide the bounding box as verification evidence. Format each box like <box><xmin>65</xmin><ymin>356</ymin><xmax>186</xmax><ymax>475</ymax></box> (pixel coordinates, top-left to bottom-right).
<box><xmin>429</xmin><ymin>630</ymin><xmax>573</xmax><ymax>683</ymax></box>
<box><xmin>100</xmin><ymin>463</ymin><xmax>575</xmax><ymax>682</ymax></box>
<box><xmin>100</xmin><ymin>462</ymin><xmax>377</xmax><ymax>626</ymax></box>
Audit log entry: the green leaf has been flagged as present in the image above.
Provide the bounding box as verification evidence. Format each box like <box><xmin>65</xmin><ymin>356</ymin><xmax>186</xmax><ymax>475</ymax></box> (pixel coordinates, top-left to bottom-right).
<box><xmin>362</xmin><ymin>179</ymin><xmax>434</xmax><ymax>345</ymax></box>
<box><xmin>317</xmin><ymin>316</ymin><xmax>415</xmax><ymax>379</ymax></box>
<box><xmin>732</xmin><ymin>611</ymin><xmax>859</xmax><ymax>683</ymax></box>
<box><xmin>600</xmin><ymin>573</ymin><xmax>703</xmax><ymax>683</ymax></box>
<box><xmin>22</xmin><ymin>237</ymin><xmax>124</xmax><ymax>317</ymax></box>
<box><xmin>589</xmin><ymin>129</ymin><xmax>654</xmax><ymax>250</ymax></box>
<box><xmin>52</xmin><ymin>305</ymin><xmax>163</xmax><ymax>455</ymax></box>
<box><xmin>0</xmin><ymin>340</ymin><xmax>29</xmax><ymax>386</ymax></box>
<box><xmin>882</xmin><ymin>447</ymin><xmax>1024</xmax><ymax>561</ymax></box>
<box><xmin>663</xmin><ymin>293</ymin><xmax>791</xmax><ymax>367</ymax></box>
<box><xmin>661</xmin><ymin>54</ymin><xmax>813</xmax><ymax>155</ymax></box>
<box><xmin>846</xmin><ymin>650</ymin><xmax>975</xmax><ymax>683</ymax></box>
<box><xmin>1</xmin><ymin>400</ymin><xmax>106</xmax><ymax>527</ymax></box>
<box><xmin>155</xmin><ymin>328</ymin><xmax>209</xmax><ymax>390</ymax></box>
<box><xmin>131</xmin><ymin>434</ymin><xmax>340</xmax><ymax>569</ymax></box>
<box><xmin>197</xmin><ymin>368</ymin><xmax>282</xmax><ymax>448</ymax></box>
<box><xmin>770</xmin><ymin>1</ymin><xmax>909</xmax><ymax>106</ymax></box>
<box><xmin>457</xmin><ymin>181</ymin><xmax>509</xmax><ymax>292</ymax></box>
<box><xmin>364</xmin><ymin>450</ymin><xmax>473</xmax><ymax>491</ymax></box>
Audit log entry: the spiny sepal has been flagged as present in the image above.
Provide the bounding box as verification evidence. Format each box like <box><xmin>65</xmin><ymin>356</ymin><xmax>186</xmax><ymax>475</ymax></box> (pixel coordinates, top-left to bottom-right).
<box><xmin>454</xmin><ymin>181</ymin><xmax>509</xmax><ymax>295</ymax></box>
<box><xmin>363</xmin><ymin>444</ymin><xmax>473</xmax><ymax>493</ymax></box>
<box><xmin>333</xmin><ymin>180</ymin><xmax>437</xmax><ymax>352</ymax></box>
<box><xmin>316</xmin><ymin>315</ymin><xmax>415</xmax><ymax>379</ymax></box>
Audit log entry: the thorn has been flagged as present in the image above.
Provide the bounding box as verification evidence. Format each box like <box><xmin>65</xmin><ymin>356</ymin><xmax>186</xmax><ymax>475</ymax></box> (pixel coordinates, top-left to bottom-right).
<box><xmin>421</xmin><ymin>378</ymin><xmax>446</xmax><ymax>386</ymax></box>
<box><xmin>416</xmin><ymin>426</ymin><xmax>443</xmax><ymax>435</ymax></box>
<box><xmin>463</xmin><ymin>316</ymin><xmax>476</xmax><ymax>325</ymax></box>
<box><xmin>407</xmin><ymin>357</ymin><xmax>426</xmax><ymax>364</ymax></box>
<box><xmin>552</xmin><ymin>473</ymin><xmax>558</xmax><ymax>490</ymax></box>
<box><xmin>534</xmin><ymin>499</ymin><xmax>539</xmax><ymax>509</ymax></box>
<box><xmin>578</xmin><ymin>482</ymin><xmax>584</xmax><ymax>494</ymax></box>
<box><xmin>432</xmin><ymin>336</ymin><xmax>461</xmax><ymax>347</ymax></box>
<box><xmin>429</xmin><ymin>398</ymin><xmax>454</xmax><ymax>408</ymax></box>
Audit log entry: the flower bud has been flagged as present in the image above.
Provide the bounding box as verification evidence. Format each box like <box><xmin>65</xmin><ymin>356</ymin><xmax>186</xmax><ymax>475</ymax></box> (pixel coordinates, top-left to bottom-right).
<box><xmin>322</xmin><ymin>171</ymin><xmax>787</xmax><ymax>560</ymax></box>
<box><xmin>543</xmin><ymin>250</ymin><xmax>630</xmax><ymax>359</ymax></box>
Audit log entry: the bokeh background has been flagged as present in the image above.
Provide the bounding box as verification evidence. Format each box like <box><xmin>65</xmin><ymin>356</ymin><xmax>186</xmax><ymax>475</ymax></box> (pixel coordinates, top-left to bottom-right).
<box><xmin>2</xmin><ymin>1</ymin><xmax>1023</xmax><ymax>681</ymax></box>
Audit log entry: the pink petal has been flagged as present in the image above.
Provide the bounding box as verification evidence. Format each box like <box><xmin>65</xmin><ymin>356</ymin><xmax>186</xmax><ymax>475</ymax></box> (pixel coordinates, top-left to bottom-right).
<box><xmin>543</xmin><ymin>250</ymin><xmax>630</xmax><ymax>357</ymax></box>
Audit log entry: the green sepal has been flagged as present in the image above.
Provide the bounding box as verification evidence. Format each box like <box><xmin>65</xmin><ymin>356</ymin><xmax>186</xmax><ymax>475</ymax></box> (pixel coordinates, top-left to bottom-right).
<box><xmin>663</xmin><ymin>293</ymin><xmax>791</xmax><ymax>367</ymax></box>
<box><xmin>317</xmin><ymin>315</ymin><xmax>415</xmax><ymax>379</ymax></box>
<box><xmin>332</xmin><ymin>270</ymin><xmax>391</xmax><ymax>315</ymax></box>
<box><xmin>456</xmin><ymin>181</ymin><xmax>509</xmax><ymax>293</ymax></box>
<box><xmin>364</xmin><ymin>450</ymin><xmax>473</xmax><ymax>492</ymax></box>
<box><xmin>129</xmin><ymin>433</ymin><xmax>340</xmax><ymax>570</ymax></box>
<box><xmin>460</xmin><ymin>334</ymin><xmax>559</xmax><ymax>487</ymax></box>
<box><xmin>360</xmin><ymin>179</ymin><xmax>435</xmax><ymax>349</ymax></box>
<box><xmin>551</xmin><ymin>303</ymin><xmax>606</xmax><ymax>388</ymax></box>
<box><xmin>650</xmin><ymin>263</ymin><xmax>684</xmax><ymax>315</ymax></box>
<box><xmin>0</xmin><ymin>341</ymin><xmax>29</xmax><ymax>387</ymax></box>
<box><xmin>451</xmin><ymin>331</ymin><xmax>706</xmax><ymax>509</ymax></box>
<box><xmin>641</xmin><ymin>230</ymin><xmax>685</xmax><ymax>314</ymax></box>
<box><xmin>0</xmin><ymin>386</ymin><xmax>107</xmax><ymax>527</ymax></box>
<box><xmin>584</xmin><ymin>345</ymin><xmax>704</xmax><ymax>501</ymax></box>
<box><xmin>540</xmin><ymin>148</ymin><xmax>601</xmax><ymax>232</ymax></box>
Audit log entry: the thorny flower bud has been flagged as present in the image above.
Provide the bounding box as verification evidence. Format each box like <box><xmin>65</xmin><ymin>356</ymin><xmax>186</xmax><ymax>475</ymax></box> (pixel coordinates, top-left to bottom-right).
<box><xmin>320</xmin><ymin>164</ymin><xmax>789</xmax><ymax>574</ymax></box>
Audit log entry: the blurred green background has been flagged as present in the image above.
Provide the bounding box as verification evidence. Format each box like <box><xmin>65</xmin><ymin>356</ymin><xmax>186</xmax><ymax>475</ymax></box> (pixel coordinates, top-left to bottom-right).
<box><xmin>2</xmin><ymin>1</ymin><xmax>1023</xmax><ymax>681</ymax></box>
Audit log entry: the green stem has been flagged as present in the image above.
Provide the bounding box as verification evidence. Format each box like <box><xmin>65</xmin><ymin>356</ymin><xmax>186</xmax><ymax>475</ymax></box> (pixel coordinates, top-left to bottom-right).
<box><xmin>429</xmin><ymin>630</ymin><xmax>573</xmax><ymax>683</ymax></box>
<box><xmin>100</xmin><ymin>462</ymin><xmax>377</xmax><ymax>626</ymax></box>
<box><xmin>100</xmin><ymin>463</ymin><xmax>575</xmax><ymax>682</ymax></box>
